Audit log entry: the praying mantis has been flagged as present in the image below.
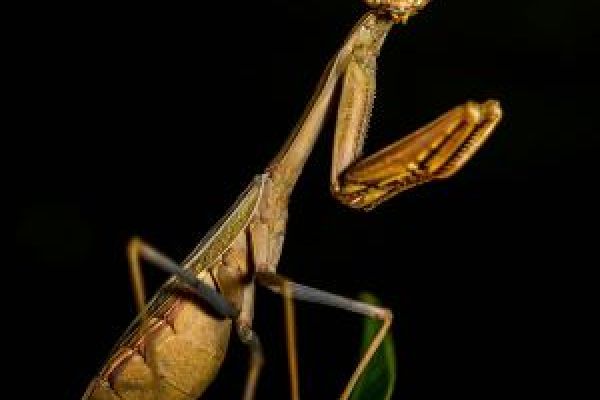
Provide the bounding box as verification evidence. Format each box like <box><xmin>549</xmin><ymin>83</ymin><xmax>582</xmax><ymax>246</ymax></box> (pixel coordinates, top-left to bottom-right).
<box><xmin>83</xmin><ymin>1</ymin><xmax>503</xmax><ymax>399</ymax></box>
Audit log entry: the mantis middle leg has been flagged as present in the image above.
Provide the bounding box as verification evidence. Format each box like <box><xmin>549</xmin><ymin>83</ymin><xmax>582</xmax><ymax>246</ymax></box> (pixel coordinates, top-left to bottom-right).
<box><xmin>256</xmin><ymin>272</ymin><xmax>392</xmax><ymax>400</ymax></box>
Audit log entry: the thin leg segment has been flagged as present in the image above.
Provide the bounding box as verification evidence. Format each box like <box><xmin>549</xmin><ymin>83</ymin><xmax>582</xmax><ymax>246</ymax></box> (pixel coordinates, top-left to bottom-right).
<box><xmin>237</xmin><ymin>321</ymin><xmax>265</xmax><ymax>400</ymax></box>
<box><xmin>256</xmin><ymin>272</ymin><xmax>393</xmax><ymax>400</ymax></box>
<box><xmin>283</xmin><ymin>281</ymin><xmax>300</xmax><ymax>400</ymax></box>
<box><xmin>127</xmin><ymin>238</ymin><xmax>147</xmax><ymax>315</ymax></box>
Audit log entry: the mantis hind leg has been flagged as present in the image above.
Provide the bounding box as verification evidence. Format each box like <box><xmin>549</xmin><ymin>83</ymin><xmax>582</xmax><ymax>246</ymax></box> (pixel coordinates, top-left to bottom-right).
<box><xmin>256</xmin><ymin>272</ymin><xmax>392</xmax><ymax>400</ymax></box>
<box><xmin>126</xmin><ymin>237</ymin><xmax>148</xmax><ymax>315</ymax></box>
<box><xmin>236</xmin><ymin>320</ymin><xmax>265</xmax><ymax>400</ymax></box>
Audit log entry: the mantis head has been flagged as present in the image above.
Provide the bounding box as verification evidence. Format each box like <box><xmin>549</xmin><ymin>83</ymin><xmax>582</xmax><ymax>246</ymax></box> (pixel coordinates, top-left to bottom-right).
<box><xmin>363</xmin><ymin>0</ymin><xmax>430</xmax><ymax>23</ymax></box>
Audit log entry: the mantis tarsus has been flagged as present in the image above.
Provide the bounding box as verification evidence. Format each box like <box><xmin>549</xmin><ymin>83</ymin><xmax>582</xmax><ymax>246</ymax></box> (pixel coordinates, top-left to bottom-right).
<box><xmin>83</xmin><ymin>1</ymin><xmax>502</xmax><ymax>399</ymax></box>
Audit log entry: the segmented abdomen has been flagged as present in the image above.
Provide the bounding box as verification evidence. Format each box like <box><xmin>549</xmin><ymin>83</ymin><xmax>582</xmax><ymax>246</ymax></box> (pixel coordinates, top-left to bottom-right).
<box><xmin>83</xmin><ymin>277</ymin><xmax>232</xmax><ymax>400</ymax></box>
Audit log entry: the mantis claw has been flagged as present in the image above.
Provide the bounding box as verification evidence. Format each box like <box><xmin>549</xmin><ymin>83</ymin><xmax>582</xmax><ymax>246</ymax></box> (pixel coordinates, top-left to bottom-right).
<box><xmin>333</xmin><ymin>100</ymin><xmax>503</xmax><ymax>210</ymax></box>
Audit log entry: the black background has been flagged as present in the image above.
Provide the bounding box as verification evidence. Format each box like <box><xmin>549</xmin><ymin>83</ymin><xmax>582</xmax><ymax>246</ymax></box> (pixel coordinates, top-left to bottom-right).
<box><xmin>11</xmin><ymin>0</ymin><xmax>598</xmax><ymax>398</ymax></box>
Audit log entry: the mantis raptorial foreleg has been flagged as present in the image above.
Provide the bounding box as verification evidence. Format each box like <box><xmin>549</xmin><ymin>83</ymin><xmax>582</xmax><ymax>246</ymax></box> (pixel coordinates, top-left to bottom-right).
<box><xmin>325</xmin><ymin>10</ymin><xmax>502</xmax><ymax>210</ymax></box>
<box><xmin>332</xmin><ymin>99</ymin><xmax>503</xmax><ymax>210</ymax></box>
<box><xmin>256</xmin><ymin>273</ymin><xmax>392</xmax><ymax>400</ymax></box>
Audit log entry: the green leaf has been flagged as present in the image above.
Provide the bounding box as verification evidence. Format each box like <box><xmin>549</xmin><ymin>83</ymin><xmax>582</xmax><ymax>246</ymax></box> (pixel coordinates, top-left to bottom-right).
<box><xmin>349</xmin><ymin>292</ymin><xmax>396</xmax><ymax>400</ymax></box>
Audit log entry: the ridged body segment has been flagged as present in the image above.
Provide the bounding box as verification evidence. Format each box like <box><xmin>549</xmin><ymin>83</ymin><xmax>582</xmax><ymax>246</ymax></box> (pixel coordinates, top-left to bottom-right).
<box><xmin>84</xmin><ymin>273</ymin><xmax>232</xmax><ymax>400</ymax></box>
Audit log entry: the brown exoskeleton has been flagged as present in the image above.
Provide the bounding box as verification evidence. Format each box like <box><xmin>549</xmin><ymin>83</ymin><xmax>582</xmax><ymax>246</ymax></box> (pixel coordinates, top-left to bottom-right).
<box><xmin>83</xmin><ymin>1</ymin><xmax>502</xmax><ymax>399</ymax></box>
